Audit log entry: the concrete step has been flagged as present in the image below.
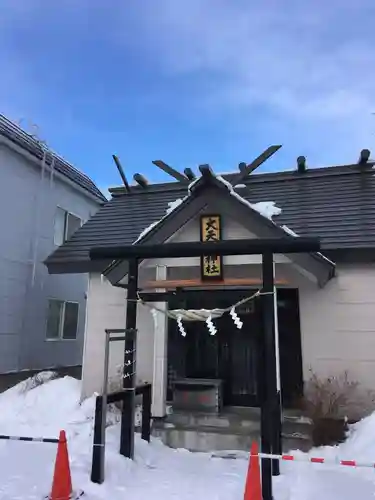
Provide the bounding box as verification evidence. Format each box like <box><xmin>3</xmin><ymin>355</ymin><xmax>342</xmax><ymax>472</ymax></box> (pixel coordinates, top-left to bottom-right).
<box><xmin>152</xmin><ymin>410</ymin><xmax>313</xmax><ymax>453</ymax></box>
<box><xmin>153</xmin><ymin>424</ymin><xmax>258</xmax><ymax>452</ymax></box>
<box><xmin>164</xmin><ymin>410</ymin><xmax>312</xmax><ymax>436</ymax></box>
<box><xmin>165</xmin><ymin>411</ymin><xmax>260</xmax><ymax>431</ymax></box>
<box><xmin>153</xmin><ymin>424</ymin><xmax>312</xmax><ymax>453</ymax></box>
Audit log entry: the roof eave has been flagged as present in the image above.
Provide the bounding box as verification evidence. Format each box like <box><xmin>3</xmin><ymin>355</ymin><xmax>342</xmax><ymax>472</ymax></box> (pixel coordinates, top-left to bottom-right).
<box><xmin>45</xmin><ymin>259</ymin><xmax>111</xmax><ymax>275</ymax></box>
<box><xmin>0</xmin><ymin>134</ymin><xmax>105</xmax><ymax>204</ymax></box>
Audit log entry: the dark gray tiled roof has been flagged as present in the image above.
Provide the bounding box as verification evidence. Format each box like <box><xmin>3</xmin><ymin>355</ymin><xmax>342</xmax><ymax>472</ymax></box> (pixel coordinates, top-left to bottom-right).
<box><xmin>45</xmin><ymin>162</ymin><xmax>375</xmax><ymax>271</ymax></box>
<box><xmin>0</xmin><ymin>114</ymin><xmax>106</xmax><ymax>202</ymax></box>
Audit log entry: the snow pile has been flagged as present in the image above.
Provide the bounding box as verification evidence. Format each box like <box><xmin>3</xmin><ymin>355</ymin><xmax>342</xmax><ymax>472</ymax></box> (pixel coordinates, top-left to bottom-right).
<box><xmin>2</xmin><ymin>373</ymin><xmax>375</xmax><ymax>499</ymax></box>
<box><xmin>0</xmin><ymin>375</ymin><xmax>244</xmax><ymax>499</ymax></box>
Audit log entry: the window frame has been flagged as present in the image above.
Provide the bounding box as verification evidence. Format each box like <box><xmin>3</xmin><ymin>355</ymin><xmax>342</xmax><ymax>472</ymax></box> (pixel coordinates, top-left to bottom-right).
<box><xmin>45</xmin><ymin>298</ymin><xmax>80</xmax><ymax>341</ymax></box>
<box><xmin>53</xmin><ymin>206</ymin><xmax>82</xmax><ymax>246</ymax></box>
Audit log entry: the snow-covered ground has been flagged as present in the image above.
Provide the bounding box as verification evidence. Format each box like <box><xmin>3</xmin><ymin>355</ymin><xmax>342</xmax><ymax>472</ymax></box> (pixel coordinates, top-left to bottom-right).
<box><xmin>0</xmin><ymin>373</ymin><xmax>375</xmax><ymax>499</ymax></box>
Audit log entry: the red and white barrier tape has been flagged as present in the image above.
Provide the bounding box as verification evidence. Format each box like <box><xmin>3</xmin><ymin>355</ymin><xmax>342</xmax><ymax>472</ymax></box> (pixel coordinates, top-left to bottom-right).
<box><xmin>254</xmin><ymin>453</ymin><xmax>375</xmax><ymax>470</ymax></box>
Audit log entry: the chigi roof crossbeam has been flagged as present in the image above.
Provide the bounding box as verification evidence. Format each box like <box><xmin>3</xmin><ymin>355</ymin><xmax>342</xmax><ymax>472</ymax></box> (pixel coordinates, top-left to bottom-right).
<box><xmin>152</xmin><ymin>160</ymin><xmax>188</xmax><ymax>182</ymax></box>
<box><xmin>232</xmin><ymin>145</ymin><xmax>282</xmax><ymax>184</ymax></box>
<box><xmin>151</xmin><ymin>145</ymin><xmax>282</xmax><ymax>186</ymax></box>
<box><xmin>112</xmin><ymin>146</ymin><xmax>283</xmax><ymax>194</ymax></box>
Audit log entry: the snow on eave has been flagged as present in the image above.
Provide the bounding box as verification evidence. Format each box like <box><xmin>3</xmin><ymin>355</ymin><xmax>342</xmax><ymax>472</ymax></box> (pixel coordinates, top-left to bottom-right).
<box><xmin>133</xmin><ymin>197</ymin><xmax>186</xmax><ymax>244</ymax></box>
<box><xmin>187</xmin><ymin>176</ymin><xmax>201</xmax><ymax>193</ymax></box>
<box><xmin>216</xmin><ymin>175</ymin><xmax>282</xmax><ymax>220</ymax></box>
<box><xmin>280</xmin><ymin>225</ymin><xmax>336</xmax><ymax>267</ymax></box>
<box><xmin>215</xmin><ymin>175</ymin><xmax>335</xmax><ymax>267</ymax></box>
<box><xmin>133</xmin><ymin>173</ymin><xmax>335</xmax><ymax>269</ymax></box>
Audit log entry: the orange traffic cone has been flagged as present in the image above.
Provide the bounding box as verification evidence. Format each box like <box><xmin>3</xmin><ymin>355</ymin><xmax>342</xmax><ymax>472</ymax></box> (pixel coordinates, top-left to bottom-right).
<box><xmin>48</xmin><ymin>430</ymin><xmax>83</xmax><ymax>500</ymax></box>
<box><xmin>243</xmin><ymin>441</ymin><xmax>262</xmax><ymax>500</ymax></box>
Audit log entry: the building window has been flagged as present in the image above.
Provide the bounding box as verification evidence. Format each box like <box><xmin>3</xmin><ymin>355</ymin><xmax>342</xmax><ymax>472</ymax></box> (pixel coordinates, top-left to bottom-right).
<box><xmin>46</xmin><ymin>299</ymin><xmax>79</xmax><ymax>340</ymax></box>
<box><xmin>54</xmin><ymin>208</ymin><xmax>81</xmax><ymax>246</ymax></box>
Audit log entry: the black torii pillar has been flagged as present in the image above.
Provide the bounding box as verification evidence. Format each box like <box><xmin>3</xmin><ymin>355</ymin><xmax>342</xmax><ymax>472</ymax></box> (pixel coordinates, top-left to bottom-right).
<box><xmin>90</xmin><ymin>237</ymin><xmax>321</xmax><ymax>500</ymax></box>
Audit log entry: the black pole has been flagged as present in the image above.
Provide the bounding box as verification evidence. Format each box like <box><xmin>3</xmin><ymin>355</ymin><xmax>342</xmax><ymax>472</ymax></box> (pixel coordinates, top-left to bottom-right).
<box><xmin>141</xmin><ymin>384</ymin><xmax>152</xmax><ymax>442</ymax></box>
<box><xmin>119</xmin><ymin>258</ymin><xmax>138</xmax><ymax>459</ymax></box>
<box><xmin>91</xmin><ymin>395</ymin><xmax>104</xmax><ymax>484</ymax></box>
<box><xmin>273</xmin><ymin>391</ymin><xmax>283</xmax><ymax>469</ymax></box>
<box><xmin>258</xmin><ymin>303</ymin><xmax>271</xmax><ymax>500</ymax></box>
<box><xmin>260</xmin><ymin>252</ymin><xmax>280</xmax><ymax>499</ymax></box>
<box><xmin>265</xmin><ymin>251</ymin><xmax>283</xmax><ymax>476</ymax></box>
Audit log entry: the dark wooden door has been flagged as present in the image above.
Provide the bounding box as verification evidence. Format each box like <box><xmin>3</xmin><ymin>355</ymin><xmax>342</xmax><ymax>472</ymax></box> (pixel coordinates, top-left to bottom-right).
<box><xmin>217</xmin><ymin>300</ymin><xmax>262</xmax><ymax>406</ymax></box>
<box><xmin>277</xmin><ymin>288</ymin><xmax>304</xmax><ymax>408</ymax></box>
<box><xmin>167</xmin><ymin>288</ymin><xmax>304</xmax><ymax>409</ymax></box>
<box><xmin>167</xmin><ymin>291</ymin><xmax>262</xmax><ymax>407</ymax></box>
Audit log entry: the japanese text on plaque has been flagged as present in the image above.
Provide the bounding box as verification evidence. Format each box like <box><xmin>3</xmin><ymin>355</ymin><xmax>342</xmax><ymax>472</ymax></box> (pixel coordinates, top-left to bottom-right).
<box><xmin>200</xmin><ymin>215</ymin><xmax>223</xmax><ymax>279</ymax></box>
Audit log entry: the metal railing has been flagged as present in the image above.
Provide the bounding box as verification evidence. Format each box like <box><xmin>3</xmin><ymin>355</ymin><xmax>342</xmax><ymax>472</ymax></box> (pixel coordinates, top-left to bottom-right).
<box><xmin>91</xmin><ymin>383</ymin><xmax>152</xmax><ymax>484</ymax></box>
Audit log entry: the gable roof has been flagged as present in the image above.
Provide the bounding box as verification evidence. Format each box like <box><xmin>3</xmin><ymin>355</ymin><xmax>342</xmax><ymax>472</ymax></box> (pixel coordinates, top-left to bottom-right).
<box><xmin>44</xmin><ymin>160</ymin><xmax>375</xmax><ymax>275</ymax></box>
<box><xmin>100</xmin><ymin>168</ymin><xmax>334</xmax><ymax>286</ymax></box>
<box><xmin>0</xmin><ymin>114</ymin><xmax>106</xmax><ymax>202</ymax></box>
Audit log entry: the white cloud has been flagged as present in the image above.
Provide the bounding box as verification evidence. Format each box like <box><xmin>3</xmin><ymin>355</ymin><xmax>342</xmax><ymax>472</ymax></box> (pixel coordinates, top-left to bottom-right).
<box><xmin>103</xmin><ymin>0</ymin><xmax>375</xmax><ymax>164</ymax></box>
<box><xmin>118</xmin><ymin>0</ymin><xmax>374</xmax><ymax>121</ymax></box>
<box><xmin>1</xmin><ymin>0</ymin><xmax>374</xmax><ymax>168</ymax></box>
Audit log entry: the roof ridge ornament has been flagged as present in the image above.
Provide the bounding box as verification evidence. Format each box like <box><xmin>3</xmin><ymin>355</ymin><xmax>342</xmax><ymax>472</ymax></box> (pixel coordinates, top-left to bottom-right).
<box><xmin>359</xmin><ymin>149</ymin><xmax>371</xmax><ymax>165</ymax></box>
<box><xmin>151</xmin><ymin>147</ymin><xmax>282</xmax><ymax>186</ymax></box>
<box><xmin>152</xmin><ymin>160</ymin><xmax>187</xmax><ymax>182</ymax></box>
<box><xmin>232</xmin><ymin>145</ymin><xmax>282</xmax><ymax>185</ymax></box>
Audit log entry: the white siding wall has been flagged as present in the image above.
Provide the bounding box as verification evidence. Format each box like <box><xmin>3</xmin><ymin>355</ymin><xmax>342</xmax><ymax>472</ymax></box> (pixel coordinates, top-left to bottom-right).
<box><xmin>81</xmin><ymin>273</ymin><xmax>154</xmax><ymax>399</ymax></box>
<box><xmin>299</xmin><ymin>263</ymin><xmax>375</xmax><ymax>389</ymax></box>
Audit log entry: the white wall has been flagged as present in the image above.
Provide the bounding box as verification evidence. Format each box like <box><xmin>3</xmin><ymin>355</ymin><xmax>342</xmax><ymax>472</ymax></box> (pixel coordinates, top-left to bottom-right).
<box><xmin>299</xmin><ymin>263</ymin><xmax>375</xmax><ymax>389</ymax></box>
<box><xmin>81</xmin><ymin>273</ymin><xmax>154</xmax><ymax>399</ymax></box>
<box><xmin>0</xmin><ymin>141</ymin><xmax>101</xmax><ymax>373</ymax></box>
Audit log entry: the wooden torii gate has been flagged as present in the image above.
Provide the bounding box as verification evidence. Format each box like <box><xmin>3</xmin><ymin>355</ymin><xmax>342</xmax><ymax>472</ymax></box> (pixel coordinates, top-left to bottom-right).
<box><xmin>90</xmin><ymin>236</ymin><xmax>321</xmax><ymax>500</ymax></box>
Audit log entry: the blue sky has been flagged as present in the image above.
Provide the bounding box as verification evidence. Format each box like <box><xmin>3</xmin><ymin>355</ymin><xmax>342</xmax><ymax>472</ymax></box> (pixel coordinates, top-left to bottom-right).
<box><xmin>1</xmin><ymin>1</ymin><xmax>374</xmax><ymax>193</ymax></box>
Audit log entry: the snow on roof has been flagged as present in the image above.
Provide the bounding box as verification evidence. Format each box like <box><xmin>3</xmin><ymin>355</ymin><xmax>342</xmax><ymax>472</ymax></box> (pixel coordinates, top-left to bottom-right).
<box><xmin>281</xmin><ymin>224</ymin><xmax>336</xmax><ymax>266</ymax></box>
<box><xmin>208</xmin><ymin>177</ymin><xmax>334</xmax><ymax>265</ymax></box>
<box><xmin>281</xmin><ymin>224</ymin><xmax>299</xmax><ymax>237</ymax></box>
<box><xmin>134</xmin><ymin>220</ymin><xmax>160</xmax><ymax>243</ymax></box>
<box><xmin>166</xmin><ymin>198</ymin><xmax>184</xmax><ymax>215</ymax></box>
<box><xmin>134</xmin><ymin>173</ymin><xmax>333</xmax><ymax>267</ymax></box>
<box><xmin>216</xmin><ymin>175</ymin><xmax>282</xmax><ymax>220</ymax></box>
<box><xmin>136</xmin><ymin>173</ymin><xmax>282</xmax><ymax>243</ymax></box>
<box><xmin>134</xmin><ymin>197</ymin><xmax>187</xmax><ymax>243</ymax></box>
<box><xmin>187</xmin><ymin>176</ymin><xmax>201</xmax><ymax>192</ymax></box>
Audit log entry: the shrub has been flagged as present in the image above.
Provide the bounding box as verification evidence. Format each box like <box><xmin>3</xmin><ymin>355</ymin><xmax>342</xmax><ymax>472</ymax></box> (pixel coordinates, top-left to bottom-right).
<box><xmin>19</xmin><ymin>371</ymin><xmax>59</xmax><ymax>394</ymax></box>
<box><xmin>300</xmin><ymin>370</ymin><xmax>375</xmax><ymax>446</ymax></box>
<box><xmin>302</xmin><ymin>370</ymin><xmax>359</xmax><ymax>421</ymax></box>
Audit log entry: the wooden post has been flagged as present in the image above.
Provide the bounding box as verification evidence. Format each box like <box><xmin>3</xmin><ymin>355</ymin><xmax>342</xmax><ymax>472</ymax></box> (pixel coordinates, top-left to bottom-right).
<box><xmin>152</xmin><ymin>265</ymin><xmax>168</xmax><ymax>418</ymax></box>
<box><xmin>260</xmin><ymin>251</ymin><xmax>278</xmax><ymax>499</ymax></box>
<box><xmin>91</xmin><ymin>396</ymin><xmax>104</xmax><ymax>484</ymax></box>
<box><xmin>119</xmin><ymin>258</ymin><xmax>138</xmax><ymax>459</ymax></box>
<box><xmin>141</xmin><ymin>384</ymin><xmax>152</xmax><ymax>442</ymax></box>
<box><xmin>272</xmin><ymin>279</ymin><xmax>282</xmax><ymax>474</ymax></box>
